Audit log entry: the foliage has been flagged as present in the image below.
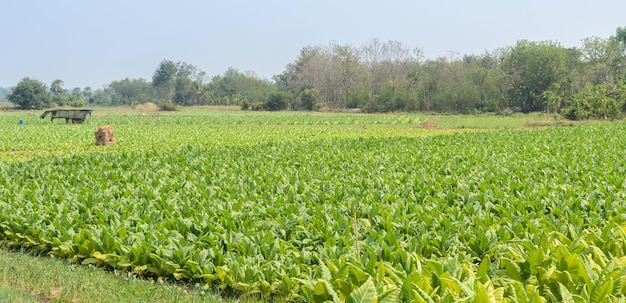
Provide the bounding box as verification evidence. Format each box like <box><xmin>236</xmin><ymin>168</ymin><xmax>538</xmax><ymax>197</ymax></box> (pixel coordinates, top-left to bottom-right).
<box><xmin>152</xmin><ymin>60</ymin><xmax>178</xmax><ymax>93</ymax></box>
<box><xmin>109</xmin><ymin>78</ymin><xmax>153</xmax><ymax>106</ymax></box>
<box><xmin>6</xmin><ymin>24</ymin><xmax>626</xmax><ymax>115</ymax></box>
<box><xmin>265</xmin><ymin>92</ymin><xmax>290</xmax><ymax>111</ymax></box>
<box><xmin>542</xmin><ymin>82</ymin><xmax>565</xmax><ymax>114</ymax></box>
<box><xmin>158</xmin><ymin>101</ymin><xmax>178</xmax><ymax>111</ymax></box>
<box><xmin>71</xmin><ymin>98</ymin><xmax>85</xmax><ymax>108</ymax></box>
<box><xmin>152</xmin><ymin>60</ymin><xmax>206</xmax><ymax>104</ymax></box>
<box><xmin>561</xmin><ymin>83</ymin><xmax>625</xmax><ymax>120</ymax></box>
<box><xmin>1</xmin><ymin>111</ymin><xmax>626</xmax><ymax>302</ymax></box>
<box><xmin>501</xmin><ymin>40</ymin><xmax>576</xmax><ymax>112</ymax></box>
<box><xmin>207</xmin><ymin>68</ymin><xmax>277</xmax><ymax>106</ymax></box>
<box><xmin>578</xmin><ymin>36</ymin><xmax>625</xmax><ymax>85</ymax></box>
<box><xmin>8</xmin><ymin>78</ymin><xmax>51</xmax><ymax>110</ymax></box>
<box><xmin>278</xmin><ymin>43</ymin><xmax>362</xmax><ymax>110</ymax></box>
<box><xmin>49</xmin><ymin>79</ymin><xmax>65</xmax><ymax>95</ymax></box>
<box><xmin>173</xmin><ymin>77</ymin><xmax>195</xmax><ymax>106</ymax></box>
<box><xmin>295</xmin><ymin>85</ymin><xmax>319</xmax><ymax>110</ymax></box>
<box><xmin>313</xmin><ymin>102</ymin><xmax>324</xmax><ymax>111</ymax></box>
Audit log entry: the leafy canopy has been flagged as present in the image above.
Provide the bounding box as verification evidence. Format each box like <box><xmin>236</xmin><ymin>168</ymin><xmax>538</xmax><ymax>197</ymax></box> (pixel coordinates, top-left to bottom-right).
<box><xmin>8</xmin><ymin>77</ymin><xmax>51</xmax><ymax>110</ymax></box>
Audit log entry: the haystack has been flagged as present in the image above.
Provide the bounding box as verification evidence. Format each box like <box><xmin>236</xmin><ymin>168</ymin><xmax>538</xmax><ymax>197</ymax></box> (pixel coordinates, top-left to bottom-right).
<box><xmin>95</xmin><ymin>126</ymin><xmax>115</xmax><ymax>146</ymax></box>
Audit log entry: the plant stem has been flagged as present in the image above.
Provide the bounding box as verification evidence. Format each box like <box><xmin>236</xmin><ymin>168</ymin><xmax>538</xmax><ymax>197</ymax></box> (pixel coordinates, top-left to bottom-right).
<box><xmin>353</xmin><ymin>204</ymin><xmax>360</xmax><ymax>261</ymax></box>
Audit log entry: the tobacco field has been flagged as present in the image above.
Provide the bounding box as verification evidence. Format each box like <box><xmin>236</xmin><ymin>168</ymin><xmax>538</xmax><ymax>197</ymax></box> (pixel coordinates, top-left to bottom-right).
<box><xmin>1</xmin><ymin>111</ymin><xmax>626</xmax><ymax>302</ymax></box>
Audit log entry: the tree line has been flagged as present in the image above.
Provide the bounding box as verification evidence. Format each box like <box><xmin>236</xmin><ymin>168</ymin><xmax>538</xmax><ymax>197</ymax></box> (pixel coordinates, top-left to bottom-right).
<box><xmin>7</xmin><ymin>26</ymin><xmax>626</xmax><ymax>119</ymax></box>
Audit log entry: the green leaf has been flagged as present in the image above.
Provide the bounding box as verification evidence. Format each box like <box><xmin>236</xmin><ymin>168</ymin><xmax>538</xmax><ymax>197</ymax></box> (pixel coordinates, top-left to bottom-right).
<box><xmin>348</xmin><ymin>266</ymin><xmax>371</xmax><ymax>286</ymax></box>
<box><xmin>477</xmin><ymin>258</ymin><xmax>491</xmax><ymax>283</ymax></box>
<box><xmin>474</xmin><ymin>280</ymin><xmax>497</xmax><ymax>303</ymax></box>
<box><xmin>412</xmin><ymin>283</ymin><xmax>436</xmax><ymax>303</ymax></box>
<box><xmin>348</xmin><ymin>277</ymin><xmax>377</xmax><ymax>303</ymax></box>
<box><xmin>401</xmin><ymin>272</ymin><xmax>423</xmax><ymax>301</ymax></box>
<box><xmin>503</xmin><ymin>258</ymin><xmax>523</xmax><ymax>282</ymax></box>
<box><xmin>439</xmin><ymin>272</ymin><xmax>462</xmax><ymax>295</ymax></box>
<box><xmin>590</xmin><ymin>277</ymin><xmax>613</xmax><ymax>303</ymax></box>
<box><xmin>558</xmin><ymin>283</ymin><xmax>576</xmax><ymax>303</ymax></box>
<box><xmin>81</xmin><ymin>257</ymin><xmax>102</xmax><ymax>266</ymax></box>
<box><xmin>377</xmin><ymin>287</ymin><xmax>400</xmax><ymax>303</ymax></box>
<box><xmin>93</xmin><ymin>251</ymin><xmax>107</xmax><ymax>260</ymax></box>
<box><xmin>313</xmin><ymin>279</ymin><xmax>341</xmax><ymax>303</ymax></box>
<box><xmin>508</xmin><ymin>281</ymin><xmax>528</xmax><ymax>303</ymax></box>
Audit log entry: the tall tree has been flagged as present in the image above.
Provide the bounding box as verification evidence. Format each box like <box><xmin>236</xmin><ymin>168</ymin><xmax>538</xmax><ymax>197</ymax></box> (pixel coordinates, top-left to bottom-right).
<box><xmin>8</xmin><ymin>78</ymin><xmax>51</xmax><ymax>109</ymax></box>
<box><xmin>152</xmin><ymin>59</ymin><xmax>206</xmax><ymax>104</ymax></box>
<box><xmin>82</xmin><ymin>87</ymin><xmax>93</xmax><ymax>101</ymax></box>
<box><xmin>208</xmin><ymin>67</ymin><xmax>276</xmax><ymax>106</ymax></box>
<box><xmin>49</xmin><ymin>79</ymin><xmax>65</xmax><ymax>95</ymax></box>
<box><xmin>361</xmin><ymin>38</ymin><xmax>386</xmax><ymax>109</ymax></box>
<box><xmin>615</xmin><ymin>26</ymin><xmax>626</xmax><ymax>49</ymax></box>
<box><xmin>49</xmin><ymin>79</ymin><xmax>71</xmax><ymax>106</ymax></box>
<box><xmin>173</xmin><ymin>76</ymin><xmax>195</xmax><ymax>105</ymax></box>
<box><xmin>152</xmin><ymin>59</ymin><xmax>178</xmax><ymax>101</ymax></box>
<box><xmin>579</xmin><ymin>36</ymin><xmax>624</xmax><ymax>85</ymax></box>
<box><xmin>501</xmin><ymin>40</ymin><xmax>575</xmax><ymax>112</ymax></box>
<box><xmin>109</xmin><ymin>78</ymin><xmax>153</xmax><ymax>105</ymax></box>
<box><xmin>279</xmin><ymin>44</ymin><xmax>360</xmax><ymax>109</ymax></box>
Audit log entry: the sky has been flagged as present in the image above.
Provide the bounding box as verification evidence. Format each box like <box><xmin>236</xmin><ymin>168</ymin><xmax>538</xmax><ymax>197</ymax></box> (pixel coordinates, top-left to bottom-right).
<box><xmin>1</xmin><ymin>0</ymin><xmax>625</xmax><ymax>89</ymax></box>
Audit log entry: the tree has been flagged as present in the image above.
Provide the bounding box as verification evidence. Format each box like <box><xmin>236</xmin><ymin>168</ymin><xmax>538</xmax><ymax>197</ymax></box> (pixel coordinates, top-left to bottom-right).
<box><xmin>279</xmin><ymin>43</ymin><xmax>361</xmax><ymax>109</ymax></box>
<box><xmin>82</xmin><ymin>87</ymin><xmax>93</xmax><ymax>101</ymax></box>
<box><xmin>561</xmin><ymin>83</ymin><xmax>624</xmax><ymax>120</ymax></box>
<box><xmin>579</xmin><ymin>36</ymin><xmax>624</xmax><ymax>85</ymax></box>
<box><xmin>265</xmin><ymin>92</ymin><xmax>290</xmax><ymax>111</ymax></box>
<box><xmin>71</xmin><ymin>87</ymin><xmax>82</xmax><ymax>98</ymax></box>
<box><xmin>615</xmin><ymin>26</ymin><xmax>626</xmax><ymax>49</ymax></box>
<box><xmin>152</xmin><ymin>59</ymin><xmax>206</xmax><ymax>104</ymax></box>
<box><xmin>501</xmin><ymin>40</ymin><xmax>575</xmax><ymax>112</ymax></box>
<box><xmin>173</xmin><ymin>77</ymin><xmax>195</xmax><ymax>105</ymax></box>
<box><xmin>191</xmin><ymin>79</ymin><xmax>208</xmax><ymax>105</ymax></box>
<box><xmin>152</xmin><ymin>59</ymin><xmax>178</xmax><ymax>101</ymax></box>
<box><xmin>279</xmin><ymin>46</ymin><xmax>331</xmax><ymax>106</ymax></box>
<box><xmin>208</xmin><ymin>67</ymin><xmax>277</xmax><ymax>106</ymax></box>
<box><xmin>49</xmin><ymin>79</ymin><xmax>71</xmax><ymax>106</ymax></box>
<box><xmin>296</xmin><ymin>84</ymin><xmax>319</xmax><ymax>110</ymax></box>
<box><xmin>89</xmin><ymin>88</ymin><xmax>111</xmax><ymax>105</ymax></box>
<box><xmin>50</xmin><ymin>79</ymin><xmax>65</xmax><ymax>95</ymax></box>
<box><xmin>109</xmin><ymin>78</ymin><xmax>153</xmax><ymax>105</ymax></box>
<box><xmin>8</xmin><ymin>78</ymin><xmax>51</xmax><ymax>109</ymax></box>
<box><xmin>542</xmin><ymin>82</ymin><xmax>565</xmax><ymax>115</ymax></box>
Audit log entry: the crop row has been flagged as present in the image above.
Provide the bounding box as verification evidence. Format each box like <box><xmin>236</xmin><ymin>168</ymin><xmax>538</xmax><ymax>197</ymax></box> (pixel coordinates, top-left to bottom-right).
<box><xmin>0</xmin><ymin>122</ymin><xmax>434</xmax><ymax>164</ymax></box>
<box><xmin>1</xmin><ymin>123</ymin><xmax>626</xmax><ymax>301</ymax></box>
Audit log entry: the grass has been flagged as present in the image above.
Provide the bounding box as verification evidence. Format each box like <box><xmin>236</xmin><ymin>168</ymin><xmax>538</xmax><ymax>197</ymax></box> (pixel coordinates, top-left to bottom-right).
<box><xmin>0</xmin><ymin>284</ymin><xmax>38</xmax><ymax>303</ymax></box>
<box><xmin>0</xmin><ymin>248</ymin><xmax>257</xmax><ymax>303</ymax></box>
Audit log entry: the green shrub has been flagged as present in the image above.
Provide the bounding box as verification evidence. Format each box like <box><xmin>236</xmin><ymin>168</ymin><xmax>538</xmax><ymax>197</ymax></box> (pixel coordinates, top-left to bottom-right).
<box><xmin>561</xmin><ymin>84</ymin><xmax>624</xmax><ymax>120</ymax></box>
<box><xmin>159</xmin><ymin>101</ymin><xmax>178</xmax><ymax>111</ymax></box>
<box><xmin>265</xmin><ymin>92</ymin><xmax>290</xmax><ymax>111</ymax></box>
<box><xmin>313</xmin><ymin>102</ymin><xmax>324</xmax><ymax>111</ymax></box>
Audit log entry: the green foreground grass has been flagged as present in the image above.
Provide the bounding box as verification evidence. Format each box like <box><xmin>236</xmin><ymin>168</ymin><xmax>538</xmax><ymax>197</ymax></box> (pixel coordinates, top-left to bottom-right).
<box><xmin>0</xmin><ymin>248</ymin><xmax>235</xmax><ymax>303</ymax></box>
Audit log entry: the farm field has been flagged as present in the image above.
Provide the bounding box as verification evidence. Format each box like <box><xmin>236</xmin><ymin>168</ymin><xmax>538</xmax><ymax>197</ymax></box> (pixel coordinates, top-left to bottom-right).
<box><xmin>1</xmin><ymin>108</ymin><xmax>625</xmax><ymax>302</ymax></box>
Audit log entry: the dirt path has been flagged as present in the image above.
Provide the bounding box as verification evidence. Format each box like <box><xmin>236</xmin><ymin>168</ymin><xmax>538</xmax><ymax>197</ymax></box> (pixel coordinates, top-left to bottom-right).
<box><xmin>420</xmin><ymin>116</ymin><xmax>439</xmax><ymax>129</ymax></box>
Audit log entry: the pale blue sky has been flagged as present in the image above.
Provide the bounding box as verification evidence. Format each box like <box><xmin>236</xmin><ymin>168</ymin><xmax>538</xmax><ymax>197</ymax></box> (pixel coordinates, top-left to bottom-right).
<box><xmin>1</xmin><ymin>0</ymin><xmax>625</xmax><ymax>89</ymax></box>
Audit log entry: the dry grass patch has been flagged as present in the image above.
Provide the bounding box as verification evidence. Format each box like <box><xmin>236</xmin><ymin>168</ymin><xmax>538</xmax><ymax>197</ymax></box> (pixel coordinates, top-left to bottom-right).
<box><xmin>134</xmin><ymin>102</ymin><xmax>159</xmax><ymax>111</ymax></box>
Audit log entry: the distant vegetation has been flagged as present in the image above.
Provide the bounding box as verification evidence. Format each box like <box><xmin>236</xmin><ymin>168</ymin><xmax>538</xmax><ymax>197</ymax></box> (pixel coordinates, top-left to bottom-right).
<box><xmin>6</xmin><ymin>26</ymin><xmax>626</xmax><ymax>119</ymax></box>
